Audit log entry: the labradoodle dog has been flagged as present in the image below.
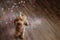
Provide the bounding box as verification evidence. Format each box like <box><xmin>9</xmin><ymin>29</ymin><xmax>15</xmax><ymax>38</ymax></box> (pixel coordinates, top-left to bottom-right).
<box><xmin>14</xmin><ymin>14</ymin><xmax>28</xmax><ymax>40</ymax></box>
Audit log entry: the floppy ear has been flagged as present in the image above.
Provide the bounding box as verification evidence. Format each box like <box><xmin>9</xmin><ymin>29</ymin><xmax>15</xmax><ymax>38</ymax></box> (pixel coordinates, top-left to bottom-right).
<box><xmin>24</xmin><ymin>21</ymin><xmax>28</xmax><ymax>26</ymax></box>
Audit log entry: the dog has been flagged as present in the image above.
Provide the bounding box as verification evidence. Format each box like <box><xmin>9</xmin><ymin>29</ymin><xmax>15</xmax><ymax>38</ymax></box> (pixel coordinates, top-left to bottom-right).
<box><xmin>14</xmin><ymin>14</ymin><xmax>28</xmax><ymax>40</ymax></box>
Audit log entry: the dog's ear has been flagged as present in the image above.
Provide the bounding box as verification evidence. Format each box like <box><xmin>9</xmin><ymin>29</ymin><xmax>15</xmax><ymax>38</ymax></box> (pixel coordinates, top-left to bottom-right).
<box><xmin>24</xmin><ymin>21</ymin><xmax>28</xmax><ymax>26</ymax></box>
<box><xmin>14</xmin><ymin>19</ymin><xmax>18</xmax><ymax>25</ymax></box>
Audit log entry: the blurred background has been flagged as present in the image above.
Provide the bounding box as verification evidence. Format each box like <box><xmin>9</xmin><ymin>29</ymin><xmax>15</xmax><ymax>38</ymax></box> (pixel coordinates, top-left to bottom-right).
<box><xmin>0</xmin><ymin>0</ymin><xmax>60</xmax><ymax>40</ymax></box>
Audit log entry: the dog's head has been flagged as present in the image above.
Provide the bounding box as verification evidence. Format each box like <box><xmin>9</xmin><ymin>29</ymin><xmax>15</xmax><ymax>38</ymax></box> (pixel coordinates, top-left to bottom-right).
<box><xmin>14</xmin><ymin>14</ymin><xmax>28</xmax><ymax>27</ymax></box>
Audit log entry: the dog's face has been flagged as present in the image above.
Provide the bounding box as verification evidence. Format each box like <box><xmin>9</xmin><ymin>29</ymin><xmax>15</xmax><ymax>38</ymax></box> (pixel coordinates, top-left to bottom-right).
<box><xmin>14</xmin><ymin>14</ymin><xmax>28</xmax><ymax>27</ymax></box>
